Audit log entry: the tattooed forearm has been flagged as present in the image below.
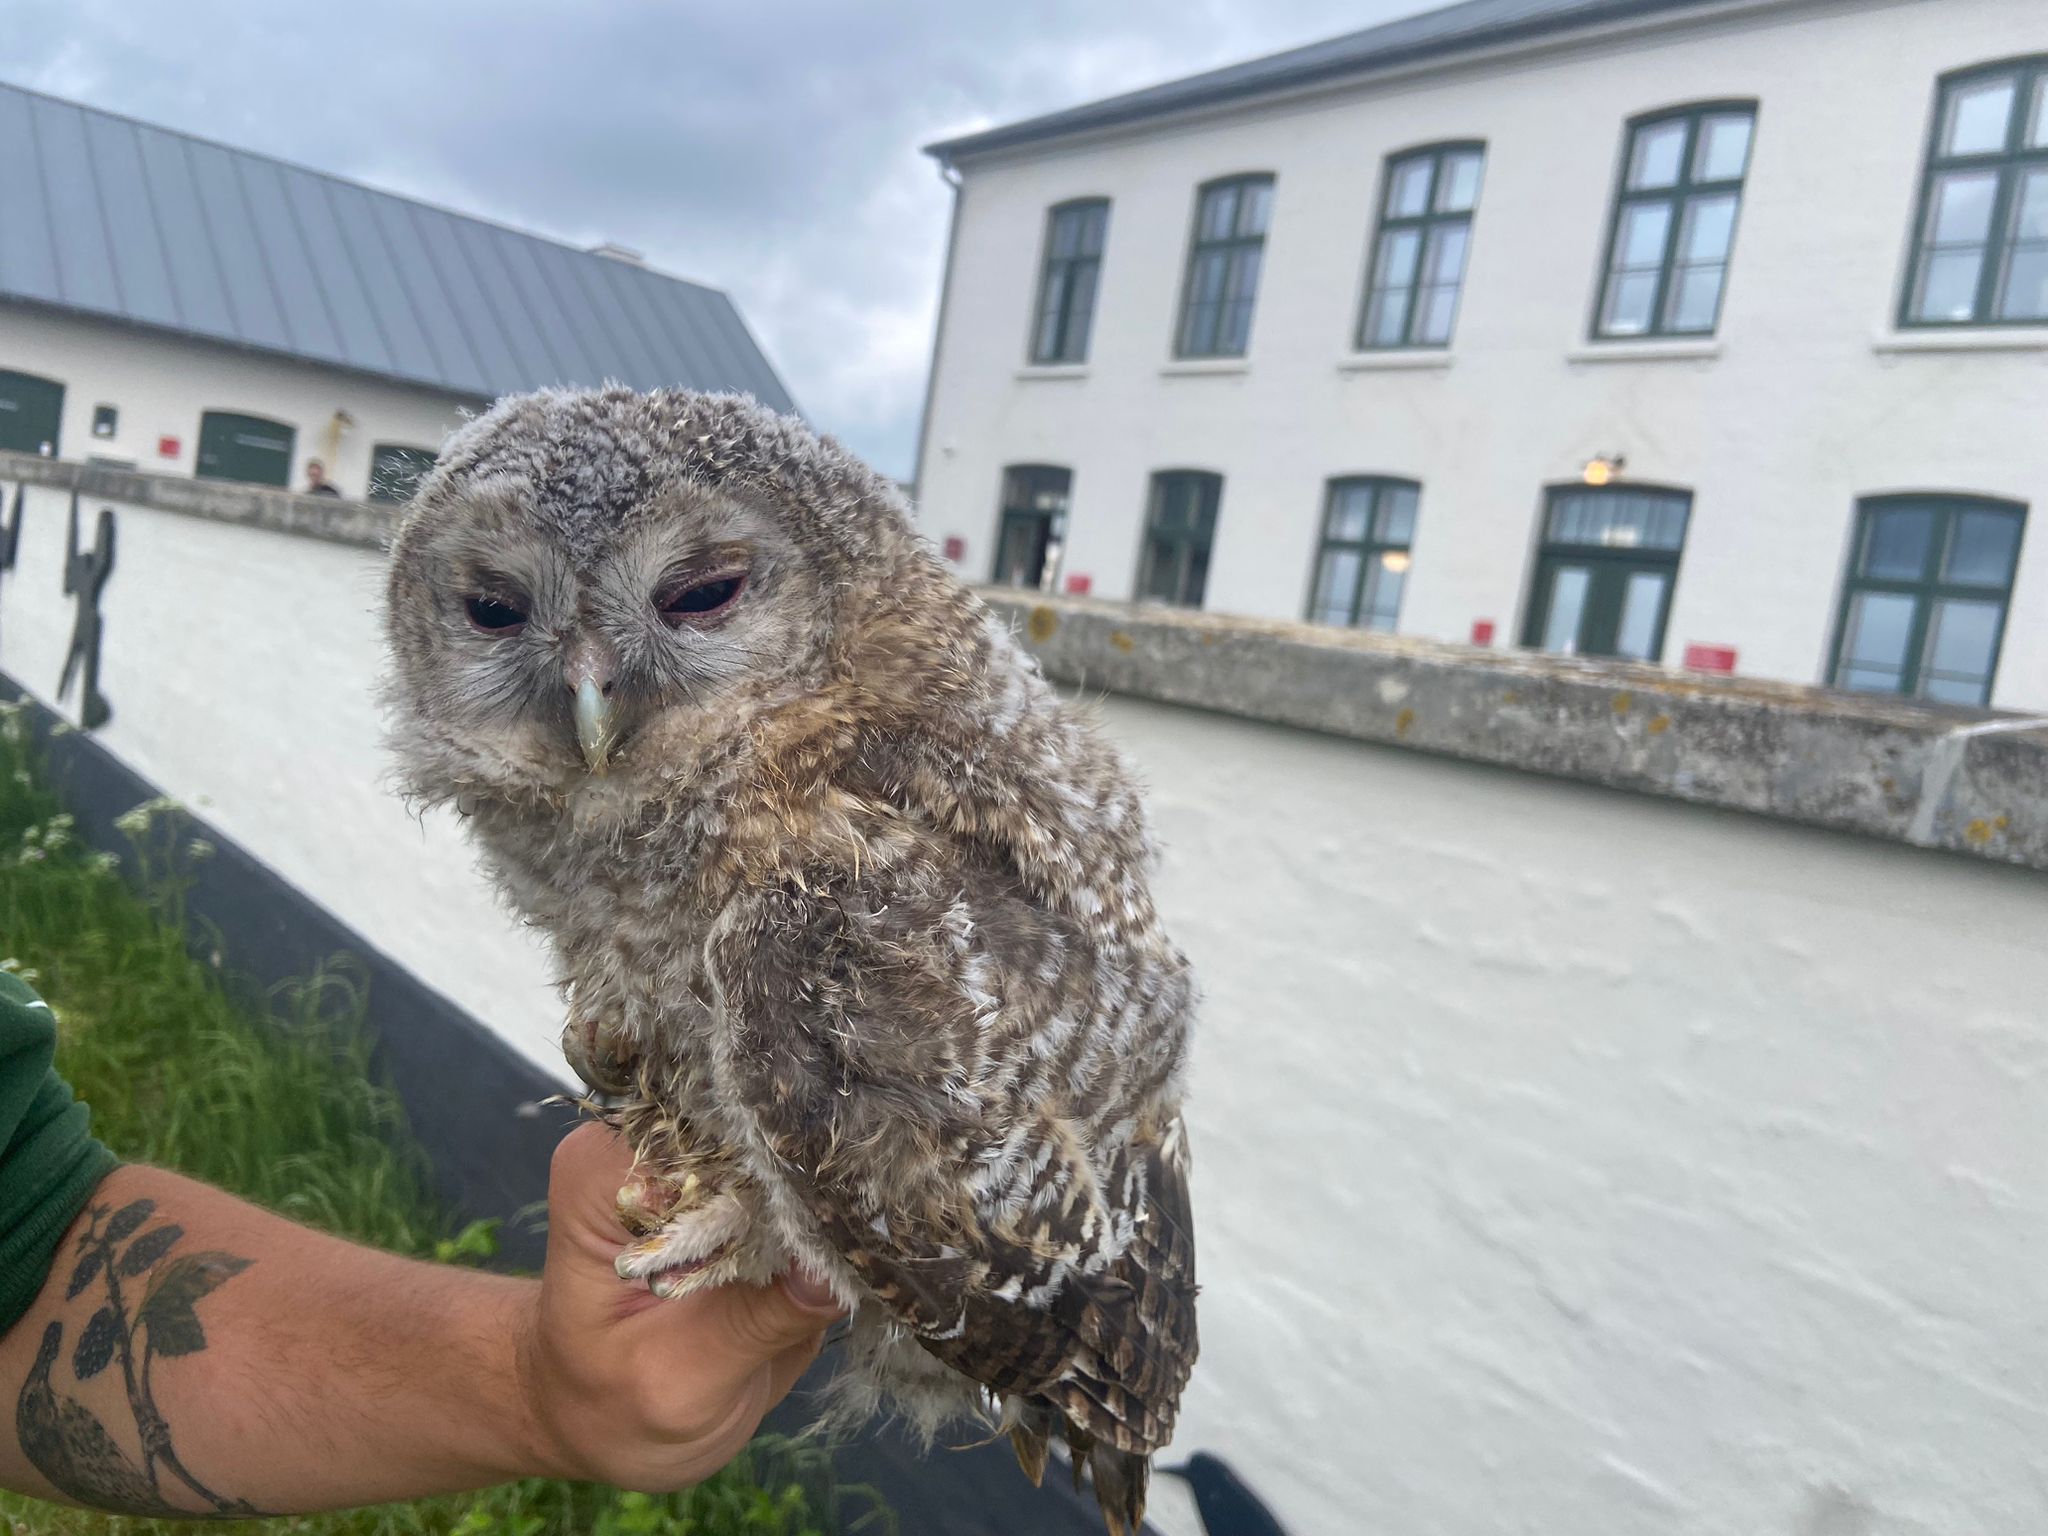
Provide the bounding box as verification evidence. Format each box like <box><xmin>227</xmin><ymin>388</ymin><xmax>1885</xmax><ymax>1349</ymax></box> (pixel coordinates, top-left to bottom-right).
<box><xmin>15</xmin><ymin>1197</ymin><xmax>262</xmax><ymax>1518</ymax></box>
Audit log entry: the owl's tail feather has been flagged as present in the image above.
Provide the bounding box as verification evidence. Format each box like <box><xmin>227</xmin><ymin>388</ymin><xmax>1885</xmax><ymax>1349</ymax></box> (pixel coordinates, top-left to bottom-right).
<box><xmin>1007</xmin><ymin>1411</ymin><xmax>1051</xmax><ymax>1487</ymax></box>
<box><xmin>1087</xmin><ymin>1443</ymin><xmax>1149</xmax><ymax>1536</ymax></box>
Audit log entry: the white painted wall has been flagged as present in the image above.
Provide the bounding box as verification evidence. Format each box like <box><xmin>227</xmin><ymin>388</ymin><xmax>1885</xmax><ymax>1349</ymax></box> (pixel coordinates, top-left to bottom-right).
<box><xmin>5</xmin><ymin>503</ymin><xmax>2044</xmax><ymax>1535</ymax></box>
<box><xmin>0</xmin><ymin>304</ymin><xmax>469</xmax><ymax>499</ymax></box>
<box><xmin>918</xmin><ymin>0</ymin><xmax>2048</xmax><ymax>709</ymax></box>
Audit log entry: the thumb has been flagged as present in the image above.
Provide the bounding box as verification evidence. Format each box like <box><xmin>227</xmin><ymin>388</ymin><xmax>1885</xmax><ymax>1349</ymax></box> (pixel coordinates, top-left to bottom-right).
<box><xmin>710</xmin><ymin>1266</ymin><xmax>846</xmax><ymax>1362</ymax></box>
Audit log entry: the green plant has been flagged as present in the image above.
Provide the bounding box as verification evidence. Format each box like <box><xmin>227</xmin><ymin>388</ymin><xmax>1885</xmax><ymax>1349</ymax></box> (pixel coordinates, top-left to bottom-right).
<box><xmin>0</xmin><ymin>704</ymin><xmax>885</xmax><ymax>1536</ymax></box>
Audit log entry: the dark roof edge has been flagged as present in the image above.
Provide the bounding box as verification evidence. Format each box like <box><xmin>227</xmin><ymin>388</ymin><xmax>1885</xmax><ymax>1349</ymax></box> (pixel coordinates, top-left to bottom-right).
<box><xmin>0</xmin><ymin>75</ymin><xmax>734</xmax><ymax>302</ymax></box>
<box><xmin>924</xmin><ymin>0</ymin><xmax>1753</xmax><ymax>163</ymax></box>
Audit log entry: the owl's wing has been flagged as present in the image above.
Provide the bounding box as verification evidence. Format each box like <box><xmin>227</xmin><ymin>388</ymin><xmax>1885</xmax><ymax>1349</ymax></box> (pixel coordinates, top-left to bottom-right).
<box><xmin>703</xmin><ymin>865</ymin><xmax>1198</xmax><ymax>1459</ymax></box>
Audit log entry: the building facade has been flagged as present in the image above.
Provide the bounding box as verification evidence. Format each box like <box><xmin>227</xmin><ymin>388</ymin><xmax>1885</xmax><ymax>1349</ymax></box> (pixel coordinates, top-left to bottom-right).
<box><xmin>918</xmin><ymin>0</ymin><xmax>2048</xmax><ymax>710</ymax></box>
<box><xmin>0</xmin><ymin>81</ymin><xmax>793</xmax><ymax>501</ymax></box>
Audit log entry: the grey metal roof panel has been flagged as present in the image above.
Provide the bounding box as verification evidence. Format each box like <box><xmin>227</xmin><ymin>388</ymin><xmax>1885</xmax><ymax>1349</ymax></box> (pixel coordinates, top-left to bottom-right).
<box><xmin>926</xmin><ymin>0</ymin><xmax>1740</xmax><ymax>161</ymax></box>
<box><xmin>0</xmin><ymin>79</ymin><xmax>796</xmax><ymax>411</ymax></box>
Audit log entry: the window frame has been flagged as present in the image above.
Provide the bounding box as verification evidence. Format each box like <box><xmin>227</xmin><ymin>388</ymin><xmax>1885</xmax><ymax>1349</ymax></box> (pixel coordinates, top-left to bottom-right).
<box><xmin>1589</xmin><ymin>100</ymin><xmax>1758</xmax><ymax>341</ymax></box>
<box><xmin>1028</xmin><ymin>198</ymin><xmax>1111</xmax><ymax>365</ymax></box>
<box><xmin>1305</xmin><ymin>476</ymin><xmax>1420</xmax><ymax>630</ymax></box>
<box><xmin>1173</xmin><ymin>174</ymin><xmax>1277</xmax><ymax>359</ymax></box>
<box><xmin>1355</xmin><ymin>142</ymin><xmax>1486</xmax><ymax>351</ymax></box>
<box><xmin>1520</xmin><ymin>482</ymin><xmax>1693</xmax><ymax>662</ymax></box>
<box><xmin>1136</xmin><ymin>470</ymin><xmax>1223</xmax><ymax>608</ymax></box>
<box><xmin>1898</xmin><ymin>56</ymin><xmax>2048</xmax><ymax>330</ymax></box>
<box><xmin>990</xmin><ymin>463</ymin><xmax>1073</xmax><ymax>590</ymax></box>
<box><xmin>1825</xmin><ymin>493</ymin><xmax>2027</xmax><ymax>705</ymax></box>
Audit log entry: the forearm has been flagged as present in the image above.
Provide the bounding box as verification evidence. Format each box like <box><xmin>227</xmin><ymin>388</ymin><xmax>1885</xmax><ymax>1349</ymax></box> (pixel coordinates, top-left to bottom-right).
<box><xmin>0</xmin><ymin>1163</ymin><xmax>554</xmax><ymax>1517</ymax></box>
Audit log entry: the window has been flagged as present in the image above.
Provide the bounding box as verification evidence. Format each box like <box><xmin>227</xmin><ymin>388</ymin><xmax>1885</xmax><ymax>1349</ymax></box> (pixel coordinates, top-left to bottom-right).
<box><xmin>1030</xmin><ymin>201</ymin><xmax>1108</xmax><ymax>364</ymax></box>
<box><xmin>1308</xmin><ymin>478</ymin><xmax>1418</xmax><ymax>630</ymax></box>
<box><xmin>0</xmin><ymin>370</ymin><xmax>65</xmax><ymax>456</ymax></box>
<box><xmin>195</xmin><ymin>411</ymin><xmax>294</xmax><ymax>487</ymax></box>
<box><xmin>1137</xmin><ymin>471</ymin><xmax>1221</xmax><ymax>607</ymax></box>
<box><xmin>992</xmin><ymin>465</ymin><xmax>1072</xmax><ymax>590</ymax></box>
<box><xmin>1830</xmin><ymin>495</ymin><xmax>2025</xmax><ymax>705</ymax></box>
<box><xmin>1594</xmin><ymin>104</ymin><xmax>1755</xmax><ymax>338</ymax></box>
<box><xmin>1358</xmin><ymin>145</ymin><xmax>1484</xmax><ymax>349</ymax></box>
<box><xmin>90</xmin><ymin>405</ymin><xmax>117</xmax><ymax>439</ymax></box>
<box><xmin>1175</xmin><ymin>176</ymin><xmax>1274</xmax><ymax>358</ymax></box>
<box><xmin>368</xmin><ymin>443</ymin><xmax>438</xmax><ymax>504</ymax></box>
<box><xmin>1522</xmin><ymin>485</ymin><xmax>1691</xmax><ymax>661</ymax></box>
<box><xmin>1902</xmin><ymin>59</ymin><xmax>2048</xmax><ymax>327</ymax></box>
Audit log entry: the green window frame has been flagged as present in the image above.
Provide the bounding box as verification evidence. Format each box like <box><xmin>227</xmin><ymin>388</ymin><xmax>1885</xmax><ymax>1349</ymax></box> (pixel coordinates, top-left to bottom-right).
<box><xmin>1357</xmin><ymin>144</ymin><xmax>1484</xmax><ymax>350</ymax></box>
<box><xmin>1030</xmin><ymin>200</ymin><xmax>1109</xmax><ymax>364</ymax></box>
<box><xmin>1592</xmin><ymin>102</ymin><xmax>1756</xmax><ymax>339</ymax></box>
<box><xmin>367</xmin><ymin>443</ymin><xmax>438</xmax><ymax>504</ymax></box>
<box><xmin>1828</xmin><ymin>494</ymin><xmax>2026</xmax><ymax>706</ymax></box>
<box><xmin>992</xmin><ymin>464</ymin><xmax>1072</xmax><ymax>590</ymax></box>
<box><xmin>1900</xmin><ymin>57</ymin><xmax>2048</xmax><ymax>328</ymax></box>
<box><xmin>1521</xmin><ymin>485</ymin><xmax>1691</xmax><ymax>662</ymax></box>
<box><xmin>1307</xmin><ymin>478</ymin><xmax>1418</xmax><ymax>630</ymax></box>
<box><xmin>1137</xmin><ymin>471</ymin><xmax>1221</xmax><ymax>608</ymax></box>
<box><xmin>1175</xmin><ymin>175</ymin><xmax>1274</xmax><ymax>358</ymax></box>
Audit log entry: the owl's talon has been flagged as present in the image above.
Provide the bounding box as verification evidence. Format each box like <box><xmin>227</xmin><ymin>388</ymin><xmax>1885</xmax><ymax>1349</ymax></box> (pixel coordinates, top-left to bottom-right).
<box><xmin>614</xmin><ymin>1187</ymin><xmax>750</xmax><ymax>1295</ymax></box>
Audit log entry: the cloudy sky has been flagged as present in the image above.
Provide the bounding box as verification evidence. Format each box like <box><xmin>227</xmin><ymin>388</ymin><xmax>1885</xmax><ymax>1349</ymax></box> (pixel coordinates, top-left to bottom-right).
<box><xmin>0</xmin><ymin>2</ymin><xmax>1438</xmax><ymax>479</ymax></box>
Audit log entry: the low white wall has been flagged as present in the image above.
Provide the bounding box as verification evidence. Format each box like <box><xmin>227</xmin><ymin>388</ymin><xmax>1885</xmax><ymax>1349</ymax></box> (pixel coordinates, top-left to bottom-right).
<box><xmin>3</xmin><ymin>495</ymin><xmax>2043</xmax><ymax>1535</ymax></box>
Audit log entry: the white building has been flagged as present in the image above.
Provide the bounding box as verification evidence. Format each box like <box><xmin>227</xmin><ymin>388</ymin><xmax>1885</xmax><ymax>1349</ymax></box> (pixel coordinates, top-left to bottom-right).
<box><xmin>918</xmin><ymin>0</ymin><xmax>2048</xmax><ymax>710</ymax></box>
<box><xmin>0</xmin><ymin>81</ymin><xmax>793</xmax><ymax>501</ymax></box>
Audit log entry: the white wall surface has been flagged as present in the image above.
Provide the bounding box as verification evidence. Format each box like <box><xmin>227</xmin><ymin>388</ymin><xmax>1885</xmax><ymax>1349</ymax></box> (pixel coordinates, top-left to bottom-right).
<box><xmin>0</xmin><ymin>304</ymin><xmax>469</xmax><ymax>499</ymax></box>
<box><xmin>4</xmin><ymin>502</ymin><xmax>2044</xmax><ymax>1535</ymax></box>
<box><xmin>918</xmin><ymin>0</ymin><xmax>2048</xmax><ymax>709</ymax></box>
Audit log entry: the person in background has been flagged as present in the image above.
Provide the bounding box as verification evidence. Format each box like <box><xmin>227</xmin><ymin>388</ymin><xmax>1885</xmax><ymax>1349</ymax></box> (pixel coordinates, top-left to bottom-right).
<box><xmin>0</xmin><ymin>971</ymin><xmax>842</xmax><ymax>1518</ymax></box>
<box><xmin>304</xmin><ymin>460</ymin><xmax>342</xmax><ymax>497</ymax></box>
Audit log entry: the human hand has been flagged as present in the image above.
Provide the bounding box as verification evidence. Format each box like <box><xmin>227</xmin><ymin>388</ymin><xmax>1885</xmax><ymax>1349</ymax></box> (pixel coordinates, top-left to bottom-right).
<box><xmin>517</xmin><ymin>1123</ymin><xmax>845</xmax><ymax>1490</ymax></box>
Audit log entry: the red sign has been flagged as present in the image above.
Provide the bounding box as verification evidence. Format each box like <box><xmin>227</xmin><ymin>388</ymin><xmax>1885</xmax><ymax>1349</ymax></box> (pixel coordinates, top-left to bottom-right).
<box><xmin>941</xmin><ymin>535</ymin><xmax>966</xmax><ymax>563</ymax></box>
<box><xmin>157</xmin><ymin>436</ymin><xmax>181</xmax><ymax>459</ymax></box>
<box><xmin>1064</xmin><ymin>573</ymin><xmax>1093</xmax><ymax>596</ymax></box>
<box><xmin>1684</xmin><ymin>643</ymin><xmax>1738</xmax><ymax>673</ymax></box>
<box><xmin>1470</xmin><ymin>619</ymin><xmax>1496</xmax><ymax>647</ymax></box>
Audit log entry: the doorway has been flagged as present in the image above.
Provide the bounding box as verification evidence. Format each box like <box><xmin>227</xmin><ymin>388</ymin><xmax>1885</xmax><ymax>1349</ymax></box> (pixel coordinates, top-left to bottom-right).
<box><xmin>1522</xmin><ymin>485</ymin><xmax>1690</xmax><ymax>661</ymax></box>
<box><xmin>0</xmin><ymin>370</ymin><xmax>65</xmax><ymax>456</ymax></box>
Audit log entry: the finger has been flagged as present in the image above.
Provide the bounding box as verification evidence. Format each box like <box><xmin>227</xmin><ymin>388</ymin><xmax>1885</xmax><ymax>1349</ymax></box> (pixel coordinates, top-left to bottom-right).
<box><xmin>547</xmin><ymin>1122</ymin><xmax>639</xmax><ymax>1243</ymax></box>
<box><xmin>762</xmin><ymin>1327</ymin><xmax>828</xmax><ymax>1411</ymax></box>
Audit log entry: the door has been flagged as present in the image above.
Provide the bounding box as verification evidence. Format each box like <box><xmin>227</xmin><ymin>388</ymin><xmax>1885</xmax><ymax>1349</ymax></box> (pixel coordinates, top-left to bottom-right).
<box><xmin>196</xmin><ymin>411</ymin><xmax>295</xmax><ymax>487</ymax></box>
<box><xmin>1522</xmin><ymin>485</ymin><xmax>1690</xmax><ymax>661</ymax></box>
<box><xmin>0</xmin><ymin>371</ymin><xmax>65</xmax><ymax>456</ymax></box>
<box><xmin>992</xmin><ymin>465</ymin><xmax>1071</xmax><ymax>590</ymax></box>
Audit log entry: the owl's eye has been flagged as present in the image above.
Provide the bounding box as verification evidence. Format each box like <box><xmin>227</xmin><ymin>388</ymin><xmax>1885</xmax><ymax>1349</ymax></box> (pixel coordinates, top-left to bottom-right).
<box><xmin>465</xmin><ymin>594</ymin><xmax>528</xmax><ymax>634</ymax></box>
<box><xmin>658</xmin><ymin>573</ymin><xmax>746</xmax><ymax>627</ymax></box>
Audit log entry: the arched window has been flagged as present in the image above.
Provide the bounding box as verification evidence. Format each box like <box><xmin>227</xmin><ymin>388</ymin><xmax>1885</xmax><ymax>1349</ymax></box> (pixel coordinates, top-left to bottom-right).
<box><xmin>1307</xmin><ymin>478</ymin><xmax>1418</xmax><ymax>631</ymax></box>
<box><xmin>1175</xmin><ymin>176</ymin><xmax>1274</xmax><ymax>358</ymax></box>
<box><xmin>1901</xmin><ymin>57</ymin><xmax>2048</xmax><ymax>327</ymax></box>
<box><xmin>1358</xmin><ymin>144</ymin><xmax>1484</xmax><ymax>350</ymax></box>
<box><xmin>1830</xmin><ymin>494</ymin><xmax>2026</xmax><ymax>704</ymax></box>
<box><xmin>1029</xmin><ymin>201</ymin><xmax>1109</xmax><ymax>365</ymax></box>
<box><xmin>195</xmin><ymin>411</ymin><xmax>295</xmax><ymax>487</ymax></box>
<box><xmin>1593</xmin><ymin>103</ymin><xmax>1756</xmax><ymax>338</ymax></box>
<box><xmin>1137</xmin><ymin>471</ymin><xmax>1222</xmax><ymax>608</ymax></box>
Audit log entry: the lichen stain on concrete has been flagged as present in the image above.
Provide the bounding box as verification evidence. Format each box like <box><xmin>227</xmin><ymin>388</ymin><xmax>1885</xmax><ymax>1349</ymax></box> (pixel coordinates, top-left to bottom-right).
<box><xmin>1200</xmin><ymin>632</ymin><xmax>1218</xmax><ymax>647</ymax></box>
<box><xmin>1108</xmin><ymin>629</ymin><xmax>1135</xmax><ymax>654</ymax></box>
<box><xmin>1026</xmin><ymin>605</ymin><xmax>1059</xmax><ymax>643</ymax></box>
<box><xmin>1648</xmin><ymin>714</ymin><xmax>1671</xmax><ymax>735</ymax></box>
<box><xmin>1612</xmin><ymin>691</ymin><xmax>1633</xmax><ymax>715</ymax></box>
<box><xmin>1396</xmin><ymin>707</ymin><xmax>1416</xmax><ymax>736</ymax></box>
<box><xmin>1964</xmin><ymin>818</ymin><xmax>1995</xmax><ymax>846</ymax></box>
<box><xmin>1501</xmin><ymin>688</ymin><xmax>1519</xmax><ymax>704</ymax></box>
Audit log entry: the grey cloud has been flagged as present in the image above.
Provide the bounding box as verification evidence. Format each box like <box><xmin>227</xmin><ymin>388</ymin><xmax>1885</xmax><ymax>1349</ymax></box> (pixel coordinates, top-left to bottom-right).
<box><xmin>0</xmin><ymin>1</ymin><xmax>1424</xmax><ymax>478</ymax></box>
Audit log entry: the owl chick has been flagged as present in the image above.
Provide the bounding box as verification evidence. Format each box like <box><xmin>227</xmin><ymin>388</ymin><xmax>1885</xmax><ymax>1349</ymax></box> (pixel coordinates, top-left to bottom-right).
<box><xmin>381</xmin><ymin>387</ymin><xmax>1198</xmax><ymax>1533</ymax></box>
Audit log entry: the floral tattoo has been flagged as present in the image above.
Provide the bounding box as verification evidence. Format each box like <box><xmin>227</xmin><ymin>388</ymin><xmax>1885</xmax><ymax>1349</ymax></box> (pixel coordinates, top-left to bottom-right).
<box><xmin>15</xmin><ymin>1197</ymin><xmax>261</xmax><ymax>1517</ymax></box>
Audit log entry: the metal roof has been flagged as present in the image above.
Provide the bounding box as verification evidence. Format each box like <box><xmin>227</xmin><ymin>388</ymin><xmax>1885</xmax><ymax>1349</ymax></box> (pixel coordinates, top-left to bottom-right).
<box><xmin>0</xmin><ymin>80</ymin><xmax>796</xmax><ymax>412</ymax></box>
<box><xmin>927</xmin><ymin>0</ymin><xmax>1746</xmax><ymax>162</ymax></box>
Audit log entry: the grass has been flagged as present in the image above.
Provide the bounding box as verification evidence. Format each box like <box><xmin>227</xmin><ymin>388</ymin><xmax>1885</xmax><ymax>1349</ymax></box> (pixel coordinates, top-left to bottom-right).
<box><xmin>0</xmin><ymin>701</ymin><xmax>885</xmax><ymax>1536</ymax></box>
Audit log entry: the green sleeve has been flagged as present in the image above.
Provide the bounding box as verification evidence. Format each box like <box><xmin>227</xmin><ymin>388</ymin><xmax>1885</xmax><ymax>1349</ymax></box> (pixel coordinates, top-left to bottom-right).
<box><xmin>0</xmin><ymin>972</ymin><xmax>119</xmax><ymax>1333</ymax></box>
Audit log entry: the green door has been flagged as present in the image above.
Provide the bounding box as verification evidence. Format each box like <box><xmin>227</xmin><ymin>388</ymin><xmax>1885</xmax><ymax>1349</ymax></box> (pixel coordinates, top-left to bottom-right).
<box><xmin>196</xmin><ymin>411</ymin><xmax>295</xmax><ymax>487</ymax></box>
<box><xmin>0</xmin><ymin>370</ymin><xmax>65</xmax><ymax>456</ymax></box>
<box><xmin>1522</xmin><ymin>485</ymin><xmax>1691</xmax><ymax>661</ymax></box>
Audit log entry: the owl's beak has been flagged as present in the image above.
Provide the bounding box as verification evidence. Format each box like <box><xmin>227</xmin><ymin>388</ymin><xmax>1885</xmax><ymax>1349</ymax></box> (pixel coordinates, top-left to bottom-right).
<box><xmin>566</xmin><ymin>635</ymin><xmax>621</xmax><ymax>774</ymax></box>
